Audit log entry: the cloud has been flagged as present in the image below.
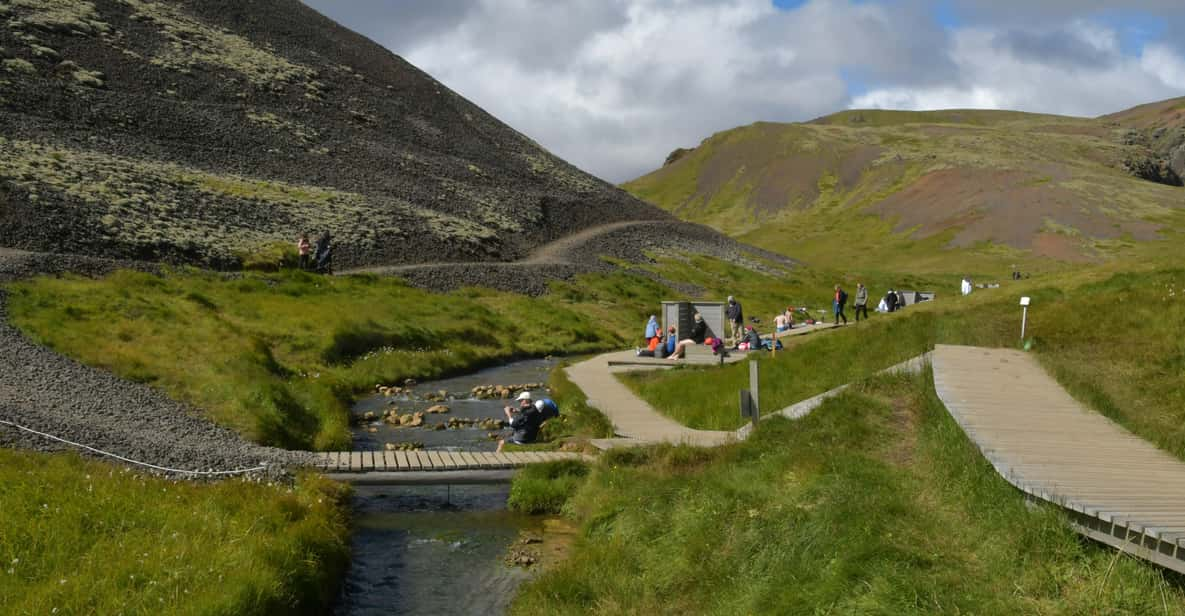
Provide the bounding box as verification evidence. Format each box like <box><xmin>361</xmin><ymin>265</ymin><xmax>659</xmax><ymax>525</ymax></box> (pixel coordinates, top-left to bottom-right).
<box><xmin>853</xmin><ymin>23</ymin><xmax>1184</xmax><ymax>118</ymax></box>
<box><xmin>304</xmin><ymin>0</ymin><xmax>1185</xmax><ymax>182</ymax></box>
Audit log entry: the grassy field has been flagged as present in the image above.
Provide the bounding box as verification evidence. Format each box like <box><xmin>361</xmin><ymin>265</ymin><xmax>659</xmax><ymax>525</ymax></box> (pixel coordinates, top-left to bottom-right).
<box><xmin>4</xmin><ymin>256</ymin><xmax>908</xmax><ymax>451</ymax></box>
<box><xmin>0</xmin><ymin>450</ymin><xmax>350</xmax><ymax>616</ymax></box>
<box><xmin>623</xmin><ymin>108</ymin><xmax>1185</xmax><ymax>277</ymax></box>
<box><xmin>620</xmin><ymin>265</ymin><xmax>1185</xmax><ymax>463</ymax></box>
<box><xmin>4</xmin><ymin>268</ymin><xmax>636</xmax><ymax>450</ymax></box>
<box><xmin>512</xmin><ymin>371</ymin><xmax>1185</xmax><ymax>614</ymax></box>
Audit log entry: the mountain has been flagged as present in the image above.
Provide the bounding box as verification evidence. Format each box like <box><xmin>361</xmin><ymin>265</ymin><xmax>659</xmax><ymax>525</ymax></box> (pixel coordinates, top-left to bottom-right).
<box><xmin>0</xmin><ymin>0</ymin><xmax>712</xmax><ymax>270</ymax></box>
<box><xmin>624</xmin><ymin>101</ymin><xmax>1185</xmax><ymax>270</ymax></box>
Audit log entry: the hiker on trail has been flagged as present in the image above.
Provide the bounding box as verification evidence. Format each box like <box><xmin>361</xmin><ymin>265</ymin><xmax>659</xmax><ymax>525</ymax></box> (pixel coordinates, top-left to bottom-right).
<box><xmin>726</xmin><ymin>296</ymin><xmax>744</xmax><ymax>344</ymax></box>
<box><xmin>497</xmin><ymin>391</ymin><xmax>559</xmax><ymax>452</ymax></box>
<box><xmin>313</xmin><ymin>231</ymin><xmax>333</xmax><ymax>274</ymax></box>
<box><xmin>961</xmin><ymin>277</ymin><xmax>973</xmax><ymax>296</ymax></box>
<box><xmin>833</xmin><ymin>285</ymin><xmax>848</xmax><ymax>325</ymax></box>
<box><xmin>296</xmin><ymin>233</ymin><xmax>311</xmax><ymax>270</ymax></box>
<box><xmin>668</xmin><ymin>313</ymin><xmax>707</xmax><ymax>360</ymax></box>
<box><xmin>853</xmin><ymin>282</ymin><xmax>869</xmax><ymax>322</ymax></box>
<box><xmin>885</xmin><ymin>289</ymin><xmax>898</xmax><ymax>313</ymax></box>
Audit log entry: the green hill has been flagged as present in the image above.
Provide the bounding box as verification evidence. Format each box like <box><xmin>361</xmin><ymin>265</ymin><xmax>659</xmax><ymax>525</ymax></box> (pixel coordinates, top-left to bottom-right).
<box><xmin>624</xmin><ymin>101</ymin><xmax>1185</xmax><ymax>276</ymax></box>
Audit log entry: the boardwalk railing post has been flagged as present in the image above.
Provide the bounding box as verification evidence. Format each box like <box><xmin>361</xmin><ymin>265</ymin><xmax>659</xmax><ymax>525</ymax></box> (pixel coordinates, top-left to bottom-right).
<box><xmin>749</xmin><ymin>360</ymin><xmax>760</xmax><ymax>420</ymax></box>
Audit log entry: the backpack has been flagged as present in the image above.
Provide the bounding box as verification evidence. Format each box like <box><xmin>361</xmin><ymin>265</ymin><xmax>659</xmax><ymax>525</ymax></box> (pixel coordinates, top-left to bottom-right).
<box><xmin>536</xmin><ymin>398</ymin><xmax>560</xmax><ymax>419</ymax></box>
<box><xmin>839</xmin><ymin>290</ymin><xmax>848</xmax><ymax>305</ymax></box>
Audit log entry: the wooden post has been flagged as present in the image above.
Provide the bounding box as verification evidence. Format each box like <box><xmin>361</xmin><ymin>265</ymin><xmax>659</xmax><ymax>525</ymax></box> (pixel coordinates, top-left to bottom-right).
<box><xmin>749</xmin><ymin>360</ymin><xmax>759</xmax><ymax>419</ymax></box>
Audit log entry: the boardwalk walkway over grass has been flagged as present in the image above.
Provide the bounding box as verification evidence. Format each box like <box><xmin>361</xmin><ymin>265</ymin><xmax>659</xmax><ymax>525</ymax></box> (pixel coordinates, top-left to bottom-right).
<box><xmin>933</xmin><ymin>344</ymin><xmax>1185</xmax><ymax>575</ymax></box>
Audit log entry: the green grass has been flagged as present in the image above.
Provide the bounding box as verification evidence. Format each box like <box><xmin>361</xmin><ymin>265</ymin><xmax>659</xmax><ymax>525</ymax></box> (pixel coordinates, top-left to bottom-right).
<box><xmin>507</xmin><ymin>459</ymin><xmax>590</xmax><ymax>514</ymax></box>
<box><xmin>512</xmin><ymin>371</ymin><xmax>1185</xmax><ymax>614</ymax></box>
<box><xmin>624</xmin><ymin>108</ymin><xmax>1183</xmax><ymax>277</ymax></box>
<box><xmin>5</xmin><ymin>268</ymin><xmax>629</xmax><ymax>450</ymax></box>
<box><xmin>619</xmin><ymin>266</ymin><xmax>1185</xmax><ymax>464</ymax></box>
<box><xmin>0</xmin><ymin>450</ymin><xmax>350</xmax><ymax>615</ymax></box>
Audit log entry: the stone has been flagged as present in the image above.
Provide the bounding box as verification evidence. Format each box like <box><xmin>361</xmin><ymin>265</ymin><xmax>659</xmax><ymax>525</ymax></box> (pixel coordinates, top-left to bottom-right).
<box><xmin>1171</xmin><ymin>143</ymin><xmax>1185</xmax><ymax>183</ymax></box>
<box><xmin>403</xmin><ymin>378</ymin><xmax>416</xmax><ymax>387</ymax></box>
<box><xmin>432</xmin><ymin>423</ymin><xmax>446</xmax><ymax>431</ymax></box>
<box><xmin>425</xmin><ymin>404</ymin><xmax>449</xmax><ymax>414</ymax></box>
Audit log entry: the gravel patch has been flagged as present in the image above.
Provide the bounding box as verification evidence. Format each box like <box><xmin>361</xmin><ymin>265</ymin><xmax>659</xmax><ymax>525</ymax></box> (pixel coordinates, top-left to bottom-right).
<box><xmin>0</xmin><ymin>250</ymin><xmax>310</xmax><ymax>480</ymax></box>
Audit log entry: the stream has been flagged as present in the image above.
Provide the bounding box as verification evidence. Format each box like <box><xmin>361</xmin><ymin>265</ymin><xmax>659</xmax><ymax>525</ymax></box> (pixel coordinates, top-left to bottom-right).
<box><xmin>334</xmin><ymin>359</ymin><xmax>559</xmax><ymax>615</ymax></box>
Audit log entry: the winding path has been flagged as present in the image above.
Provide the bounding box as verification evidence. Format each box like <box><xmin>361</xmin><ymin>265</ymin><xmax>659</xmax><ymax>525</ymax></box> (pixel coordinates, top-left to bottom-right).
<box><xmin>340</xmin><ymin>220</ymin><xmax>656</xmax><ymax>276</ymax></box>
<box><xmin>933</xmin><ymin>344</ymin><xmax>1185</xmax><ymax>574</ymax></box>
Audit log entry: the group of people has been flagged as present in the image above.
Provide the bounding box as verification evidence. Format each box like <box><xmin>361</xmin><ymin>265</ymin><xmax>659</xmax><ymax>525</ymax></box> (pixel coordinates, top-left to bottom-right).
<box><xmin>636</xmin><ymin>313</ymin><xmax>708</xmax><ymax>360</ymax></box>
<box><xmin>830</xmin><ymin>283</ymin><xmax>873</xmax><ymax>324</ymax></box>
<box><xmin>296</xmin><ymin>231</ymin><xmax>333</xmax><ymax>273</ymax></box>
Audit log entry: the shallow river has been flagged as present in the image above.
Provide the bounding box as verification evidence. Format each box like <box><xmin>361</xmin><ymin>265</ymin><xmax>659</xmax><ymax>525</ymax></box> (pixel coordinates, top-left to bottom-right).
<box><xmin>333</xmin><ymin>484</ymin><xmax>538</xmax><ymax>615</ymax></box>
<box><xmin>335</xmin><ymin>359</ymin><xmax>562</xmax><ymax>615</ymax></box>
<box><xmin>350</xmin><ymin>358</ymin><xmax>557</xmax><ymax>452</ymax></box>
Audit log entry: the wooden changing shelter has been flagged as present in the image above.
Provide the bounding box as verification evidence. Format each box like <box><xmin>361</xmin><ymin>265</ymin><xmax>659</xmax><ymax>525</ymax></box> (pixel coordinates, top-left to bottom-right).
<box><xmin>661</xmin><ymin>300</ymin><xmax>725</xmax><ymax>340</ymax></box>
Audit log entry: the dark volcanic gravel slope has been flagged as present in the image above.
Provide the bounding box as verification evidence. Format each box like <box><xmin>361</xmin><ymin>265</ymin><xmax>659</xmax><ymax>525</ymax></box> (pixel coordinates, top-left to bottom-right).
<box><xmin>0</xmin><ymin>0</ymin><xmax>671</xmax><ymax>269</ymax></box>
<box><xmin>0</xmin><ymin>251</ymin><xmax>307</xmax><ymax>476</ymax></box>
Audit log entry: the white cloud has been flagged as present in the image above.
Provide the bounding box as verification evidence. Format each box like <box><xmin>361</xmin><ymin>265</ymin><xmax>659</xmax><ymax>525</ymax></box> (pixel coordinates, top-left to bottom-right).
<box><xmin>306</xmin><ymin>0</ymin><xmax>1185</xmax><ymax>182</ymax></box>
<box><xmin>854</xmin><ymin>23</ymin><xmax>1185</xmax><ymax>118</ymax></box>
<box><xmin>374</xmin><ymin>0</ymin><xmax>951</xmax><ymax>182</ymax></box>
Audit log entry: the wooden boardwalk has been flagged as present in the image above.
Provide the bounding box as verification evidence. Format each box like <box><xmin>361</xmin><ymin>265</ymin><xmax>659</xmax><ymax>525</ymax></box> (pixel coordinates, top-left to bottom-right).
<box><xmin>933</xmin><ymin>344</ymin><xmax>1185</xmax><ymax>575</ymax></box>
<box><xmin>311</xmin><ymin>450</ymin><xmax>583</xmax><ymax>472</ymax></box>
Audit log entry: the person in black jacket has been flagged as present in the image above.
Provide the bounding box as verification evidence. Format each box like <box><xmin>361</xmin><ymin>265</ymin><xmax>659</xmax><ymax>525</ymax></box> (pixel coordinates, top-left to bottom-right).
<box><xmin>885</xmin><ymin>289</ymin><xmax>898</xmax><ymax>313</ymax></box>
<box><xmin>668</xmin><ymin>313</ymin><xmax>707</xmax><ymax>360</ymax></box>
<box><xmin>726</xmin><ymin>296</ymin><xmax>744</xmax><ymax>344</ymax></box>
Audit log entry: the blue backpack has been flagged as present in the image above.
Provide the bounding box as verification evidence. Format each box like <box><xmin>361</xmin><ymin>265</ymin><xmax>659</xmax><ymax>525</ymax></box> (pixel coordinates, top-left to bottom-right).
<box><xmin>536</xmin><ymin>398</ymin><xmax>560</xmax><ymax>419</ymax></box>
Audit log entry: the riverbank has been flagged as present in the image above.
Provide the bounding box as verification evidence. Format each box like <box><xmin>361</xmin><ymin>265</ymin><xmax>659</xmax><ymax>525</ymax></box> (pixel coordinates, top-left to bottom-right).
<box><xmin>0</xmin><ymin>449</ymin><xmax>350</xmax><ymax>615</ymax></box>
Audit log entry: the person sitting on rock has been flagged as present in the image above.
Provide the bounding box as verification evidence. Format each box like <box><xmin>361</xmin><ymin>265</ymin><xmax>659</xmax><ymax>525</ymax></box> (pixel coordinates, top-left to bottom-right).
<box><xmin>667</xmin><ymin>313</ymin><xmax>707</xmax><ymax>360</ymax></box>
<box><xmin>497</xmin><ymin>391</ymin><xmax>559</xmax><ymax>452</ymax></box>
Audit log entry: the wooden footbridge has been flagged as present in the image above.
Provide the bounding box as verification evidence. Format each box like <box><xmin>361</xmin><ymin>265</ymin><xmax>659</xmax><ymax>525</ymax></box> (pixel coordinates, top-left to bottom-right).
<box><xmin>933</xmin><ymin>345</ymin><xmax>1185</xmax><ymax>575</ymax></box>
<box><xmin>310</xmin><ymin>450</ymin><xmax>584</xmax><ymax>473</ymax></box>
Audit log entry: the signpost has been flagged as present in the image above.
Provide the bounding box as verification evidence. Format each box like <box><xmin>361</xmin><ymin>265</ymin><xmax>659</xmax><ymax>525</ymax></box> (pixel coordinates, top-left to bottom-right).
<box><xmin>1019</xmin><ymin>296</ymin><xmax>1031</xmax><ymax>340</ymax></box>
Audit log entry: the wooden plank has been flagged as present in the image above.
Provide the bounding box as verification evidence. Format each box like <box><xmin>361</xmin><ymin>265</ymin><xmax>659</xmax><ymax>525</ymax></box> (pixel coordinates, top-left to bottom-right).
<box><xmin>349</xmin><ymin>451</ymin><xmax>363</xmax><ymax>472</ymax></box>
<box><xmin>437</xmin><ymin>451</ymin><xmax>460</xmax><ymax>470</ymax></box>
<box><xmin>382</xmin><ymin>451</ymin><xmax>397</xmax><ymax>471</ymax></box>
<box><xmin>394</xmin><ymin>450</ymin><xmax>410</xmax><ymax>470</ymax></box>
<box><xmin>407</xmin><ymin>451</ymin><xmax>424</xmax><ymax>471</ymax></box>
<box><xmin>458</xmin><ymin>452</ymin><xmax>481</xmax><ymax>468</ymax></box>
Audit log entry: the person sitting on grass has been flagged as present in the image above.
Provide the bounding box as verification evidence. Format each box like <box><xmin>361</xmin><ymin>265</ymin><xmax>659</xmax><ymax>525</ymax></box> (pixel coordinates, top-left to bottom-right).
<box><xmin>744</xmin><ymin>325</ymin><xmax>763</xmax><ymax>350</ymax></box>
<box><xmin>667</xmin><ymin>313</ymin><xmax>707</xmax><ymax>360</ymax></box>
<box><xmin>497</xmin><ymin>391</ymin><xmax>559</xmax><ymax>452</ymax></box>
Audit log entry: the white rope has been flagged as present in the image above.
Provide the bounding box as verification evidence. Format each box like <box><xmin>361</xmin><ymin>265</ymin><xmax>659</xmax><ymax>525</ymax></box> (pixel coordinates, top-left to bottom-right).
<box><xmin>0</xmin><ymin>418</ymin><xmax>268</xmax><ymax>476</ymax></box>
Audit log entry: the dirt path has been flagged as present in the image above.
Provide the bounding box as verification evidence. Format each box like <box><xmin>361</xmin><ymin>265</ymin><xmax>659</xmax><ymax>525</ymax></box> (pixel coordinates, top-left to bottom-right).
<box><xmin>339</xmin><ymin>220</ymin><xmax>656</xmax><ymax>276</ymax></box>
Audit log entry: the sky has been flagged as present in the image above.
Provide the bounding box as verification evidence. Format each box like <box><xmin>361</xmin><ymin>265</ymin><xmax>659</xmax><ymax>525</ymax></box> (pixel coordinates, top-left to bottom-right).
<box><xmin>303</xmin><ymin>0</ymin><xmax>1185</xmax><ymax>183</ymax></box>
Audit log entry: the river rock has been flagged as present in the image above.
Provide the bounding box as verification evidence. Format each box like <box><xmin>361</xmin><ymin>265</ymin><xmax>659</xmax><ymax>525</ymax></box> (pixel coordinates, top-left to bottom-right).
<box><xmin>403</xmin><ymin>378</ymin><xmax>417</xmax><ymax>387</ymax></box>
<box><xmin>363</xmin><ymin>411</ymin><xmax>377</xmax><ymax>421</ymax></box>
<box><xmin>432</xmin><ymin>423</ymin><xmax>446</xmax><ymax>431</ymax></box>
<box><xmin>384</xmin><ymin>441</ymin><xmax>424</xmax><ymax>451</ymax></box>
<box><xmin>425</xmin><ymin>404</ymin><xmax>450</xmax><ymax>414</ymax></box>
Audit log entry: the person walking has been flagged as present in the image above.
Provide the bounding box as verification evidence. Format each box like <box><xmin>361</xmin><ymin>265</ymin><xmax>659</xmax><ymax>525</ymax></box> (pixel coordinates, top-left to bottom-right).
<box><xmin>726</xmin><ymin>296</ymin><xmax>744</xmax><ymax>344</ymax></box>
<box><xmin>853</xmin><ymin>282</ymin><xmax>869</xmax><ymax>322</ymax></box>
<box><xmin>885</xmin><ymin>288</ymin><xmax>898</xmax><ymax>313</ymax></box>
<box><xmin>833</xmin><ymin>285</ymin><xmax>848</xmax><ymax>325</ymax></box>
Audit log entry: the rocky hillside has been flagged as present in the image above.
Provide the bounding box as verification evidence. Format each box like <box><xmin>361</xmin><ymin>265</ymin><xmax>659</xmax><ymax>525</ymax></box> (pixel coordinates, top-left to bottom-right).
<box><xmin>625</xmin><ymin>101</ymin><xmax>1185</xmax><ymax>266</ymax></box>
<box><xmin>0</xmin><ymin>0</ymin><xmax>678</xmax><ymax>269</ymax></box>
